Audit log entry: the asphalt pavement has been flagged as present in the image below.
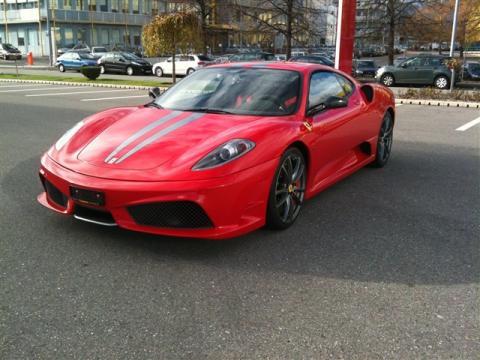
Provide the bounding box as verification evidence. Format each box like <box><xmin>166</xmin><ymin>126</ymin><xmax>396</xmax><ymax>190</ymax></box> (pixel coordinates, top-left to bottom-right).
<box><xmin>0</xmin><ymin>82</ymin><xmax>479</xmax><ymax>359</ymax></box>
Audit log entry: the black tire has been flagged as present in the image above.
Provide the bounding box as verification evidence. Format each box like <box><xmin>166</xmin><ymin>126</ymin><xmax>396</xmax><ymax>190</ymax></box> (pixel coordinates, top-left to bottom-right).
<box><xmin>126</xmin><ymin>66</ymin><xmax>134</xmax><ymax>76</ymax></box>
<box><xmin>266</xmin><ymin>147</ymin><xmax>307</xmax><ymax>230</ymax></box>
<box><xmin>380</xmin><ymin>73</ymin><xmax>395</xmax><ymax>87</ymax></box>
<box><xmin>186</xmin><ymin>68</ymin><xmax>195</xmax><ymax>75</ymax></box>
<box><xmin>434</xmin><ymin>75</ymin><xmax>449</xmax><ymax>89</ymax></box>
<box><xmin>155</xmin><ymin>67</ymin><xmax>163</xmax><ymax>77</ymax></box>
<box><xmin>100</xmin><ymin>65</ymin><xmax>105</xmax><ymax>74</ymax></box>
<box><xmin>371</xmin><ymin>112</ymin><xmax>394</xmax><ymax>168</ymax></box>
<box><xmin>59</xmin><ymin>64</ymin><xmax>65</xmax><ymax>72</ymax></box>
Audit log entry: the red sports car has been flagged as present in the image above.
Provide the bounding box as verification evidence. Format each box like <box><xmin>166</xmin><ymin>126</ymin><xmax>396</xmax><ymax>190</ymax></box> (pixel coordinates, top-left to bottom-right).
<box><xmin>38</xmin><ymin>62</ymin><xmax>395</xmax><ymax>239</ymax></box>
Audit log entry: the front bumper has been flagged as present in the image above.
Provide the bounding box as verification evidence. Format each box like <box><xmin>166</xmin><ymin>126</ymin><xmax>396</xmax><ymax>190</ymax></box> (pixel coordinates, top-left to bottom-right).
<box><xmin>38</xmin><ymin>154</ymin><xmax>277</xmax><ymax>239</ymax></box>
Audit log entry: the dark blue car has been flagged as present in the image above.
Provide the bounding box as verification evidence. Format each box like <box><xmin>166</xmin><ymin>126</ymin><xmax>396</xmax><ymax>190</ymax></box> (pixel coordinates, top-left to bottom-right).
<box><xmin>56</xmin><ymin>51</ymin><xmax>98</xmax><ymax>72</ymax></box>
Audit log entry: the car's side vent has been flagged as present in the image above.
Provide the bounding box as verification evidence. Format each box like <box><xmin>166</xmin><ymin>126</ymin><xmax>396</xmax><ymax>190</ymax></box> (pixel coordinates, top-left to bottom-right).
<box><xmin>361</xmin><ymin>84</ymin><xmax>374</xmax><ymax>103</ymax></box>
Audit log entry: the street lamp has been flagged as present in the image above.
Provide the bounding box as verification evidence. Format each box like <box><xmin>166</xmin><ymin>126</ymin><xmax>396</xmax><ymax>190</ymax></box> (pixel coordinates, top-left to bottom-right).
<box><xmin>449</xmin><ymin>0</ymin><xmax>460</xmax><ymax>91</ymax></box>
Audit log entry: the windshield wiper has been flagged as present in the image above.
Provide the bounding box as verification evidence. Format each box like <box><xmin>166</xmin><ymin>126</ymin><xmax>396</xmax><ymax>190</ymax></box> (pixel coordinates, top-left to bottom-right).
<box><xmin>181</xmin><ymin>107</ymin><xmax>235</xmax><ymax>114</ymax></box>
<box><xmin>145</xmin><ymin>102</ymin><xmax>163</xmax><ymax>109</ymax></box>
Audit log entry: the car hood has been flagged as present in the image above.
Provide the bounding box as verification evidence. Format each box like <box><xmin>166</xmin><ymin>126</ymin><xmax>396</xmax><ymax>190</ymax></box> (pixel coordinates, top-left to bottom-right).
<box><xmin>49</xmin><ymin>107</ymin><xmax>286</xmax><ymax>181</ymax></box>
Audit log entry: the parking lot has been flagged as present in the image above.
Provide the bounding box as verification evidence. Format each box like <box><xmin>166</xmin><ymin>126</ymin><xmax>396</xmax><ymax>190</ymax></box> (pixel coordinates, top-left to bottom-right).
<box><xmin>0</xmin><ymin>81</ymin><xmax>479</xmax><ymax>358</ymax></box>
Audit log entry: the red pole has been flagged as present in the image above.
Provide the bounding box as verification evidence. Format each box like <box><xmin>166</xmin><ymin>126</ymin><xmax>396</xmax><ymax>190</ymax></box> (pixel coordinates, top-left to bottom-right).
<box><xmin>334</xmin><ymin>0</ymin><xmax>357</xmax><ymax>74</ymax></box>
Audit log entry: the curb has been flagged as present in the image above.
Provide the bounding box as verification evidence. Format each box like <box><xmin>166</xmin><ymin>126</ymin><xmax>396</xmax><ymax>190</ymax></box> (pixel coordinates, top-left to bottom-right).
<box><xmin>396</xmin><ymin>98</ymin><xmax>480</xmax><ymax>109</ymax></box>
<box><xmin>0</xmin><ymin>78</ymin><xmax>168</xmax><ymax>91</ymax></box>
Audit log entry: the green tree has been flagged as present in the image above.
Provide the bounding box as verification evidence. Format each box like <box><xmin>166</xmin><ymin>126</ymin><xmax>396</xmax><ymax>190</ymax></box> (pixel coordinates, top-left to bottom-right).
<box><xmin>142</xmin><ymin>12</ymin><xmax>202</xmax><ymax>83</ymax></box>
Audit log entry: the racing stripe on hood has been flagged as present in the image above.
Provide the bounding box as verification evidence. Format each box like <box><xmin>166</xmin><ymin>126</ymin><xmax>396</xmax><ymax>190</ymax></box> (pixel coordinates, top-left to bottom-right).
<box><xmin>104</xmin><ymin>110</ymin><xmax>182</xmax><ymax>163</ymax></box>
<box><xmin>114</xmin><ymin>112</ymin><xmax>205</xmax><ymax>164</ymax></box>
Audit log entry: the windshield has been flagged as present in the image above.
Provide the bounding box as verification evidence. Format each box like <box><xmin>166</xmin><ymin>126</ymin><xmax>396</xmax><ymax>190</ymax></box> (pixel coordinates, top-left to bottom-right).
<box><xmin>121</xmin><ymin>52</ymin><xmax>140</xmax><ymax>61</ymax></box>
<box><xmin>197</xmin><ymin>55</ymin><xmax>212</xmax><ymax>61</ymax></box>
<box><xmin>94</xmin><ymin>47</ymin><xmax>107</xmax><ymax>52</ymax></box>
<box><xmin>358</xmin><ymin>61</ymin><xmax>374</xmax><ymax>68</ymax></box>
<box><xmin>78</xmin><ymin>52</ymin><xmax>95</xmax><ymax>59</ymax></box>
<box><xmin>154</xmin><ymin>67</ymin><xmax>301</xmax><ymax>116</ymax></box>
<box><xmin>3</xmin><ymin>43</ymin><xmax>17</xmax><ymax>51</ymax></box>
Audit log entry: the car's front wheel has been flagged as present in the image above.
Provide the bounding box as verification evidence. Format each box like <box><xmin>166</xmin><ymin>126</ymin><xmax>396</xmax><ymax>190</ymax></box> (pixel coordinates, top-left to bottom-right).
<box><xmin>371</xmin><ymin>112</ymin><xmax>394</xmax><ymax>168</ymax></box>
<box><xmin>380</xmin><ymin>73</ymin><xmax>395</xmax><ymax>87</ymax></box>
<box><xmin>58</xmin><ymin>64</ymin><xmax>65</xmax><ymax>72</ymax></box>
<box><xmin>434</xmin><ymin>75</ymin><xmax>449</xmax><ymax>89</ymax></box>
<box><xmin>155</xmin><ymin>67</ymin><xmax>163</xmax><ymax>77</ymax></box>
<box><xmin>100</xmin><ymin>65</ymin><xmax>105</xmax><ymax>74</ymax></box>
<box><xmin>267</xmin><ymin>147</ymin><xmax>306</xmax><ymax>230</ymax></box>
<box><xmin>126</xmin><ymin>66</ymin><xmax>134</xmax><ymax>76</ymax></box>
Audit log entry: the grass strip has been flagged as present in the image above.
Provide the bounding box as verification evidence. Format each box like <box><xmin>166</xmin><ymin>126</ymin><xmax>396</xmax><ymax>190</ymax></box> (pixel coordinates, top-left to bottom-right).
<box><xmin>0</xmin><ymin>73</ymin><xmax>170</xmax><ymax>88</ymax></box>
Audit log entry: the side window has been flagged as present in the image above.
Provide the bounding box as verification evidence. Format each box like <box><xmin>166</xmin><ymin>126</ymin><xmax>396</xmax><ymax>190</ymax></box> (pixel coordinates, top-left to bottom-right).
<box><xmin>308</xmin><ymin>72</ymin><xmax>348</xmax><ymax>107</ymax></box>
<box><xmin>189</xmin><ymin>56</ymin><xmax>195</xmax><ymax>61</ymax></box>
<box><xmin>404</xmin><ymin>57</ymin><xmax>422</xmax><ymax>67</ymax></box>
<box><xmin>335</xmin><ymin>74</ymin><xmax>354</xmax><ymax>97</ymax></box>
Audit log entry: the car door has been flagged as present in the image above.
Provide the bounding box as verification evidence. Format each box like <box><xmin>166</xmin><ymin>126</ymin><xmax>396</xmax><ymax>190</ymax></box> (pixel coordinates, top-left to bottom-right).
<box><xmin>163</xmin><ymin>57</ymin><xmax>173</xmax><ymax>74</ymax></box>
<box><xmin>116</xmin><ymin>54</ymin><xmax>128</xmax><ymax>73</ymax></box>
<box><xmin>305</xmin><ymin>71</ymin><xmax>365</xmax><ymax>188</ymax></box>
<box><xmin>413</xmin><ymin>57</ymin><xmax>437</xmax><ymax>83</ymax></box>
<box><xmin>396</xmin><ymin>57</ymin><xmax>423</xmax><ymax>83</ymax></box>
<box><xmin>102</xmin><ymin>54</ymin><xmax>114</xmax><ymax>72</ymax></box>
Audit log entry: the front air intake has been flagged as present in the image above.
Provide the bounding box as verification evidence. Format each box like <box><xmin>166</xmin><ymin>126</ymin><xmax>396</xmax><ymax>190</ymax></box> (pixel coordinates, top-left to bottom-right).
<box><xmin>127</xmin><ymin>201</ymin><xmax>213</xmax><ymax>229</ymax></box>
<box><xmin>41</xmin><ymin>176</ymin><xmax>68</xmax><ymax>208</ymax></box>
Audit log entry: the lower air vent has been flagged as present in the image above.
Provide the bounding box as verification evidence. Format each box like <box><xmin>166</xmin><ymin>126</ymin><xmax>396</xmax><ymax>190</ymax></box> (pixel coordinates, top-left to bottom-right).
<box><xmin>127</xmin><ymin>201</ymin><xmax>213</xmax><ymax>229</ymax></box>
<box><xmin>41</xmin><ymin>177</ymin><xmax>67</xmax><ymax>208</ymax></box>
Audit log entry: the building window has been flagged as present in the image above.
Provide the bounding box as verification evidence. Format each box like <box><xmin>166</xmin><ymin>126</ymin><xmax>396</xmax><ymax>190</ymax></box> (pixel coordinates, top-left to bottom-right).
<box><xmin>132</xmin><ymin>0</ymin><xmax>139</xmax><ymax>14</ymax></box>
<box><xmin>98</xmin><ymin>0</ymin><xmax>108</xmax><ymax>12</ymax></box>
<box><xmin>89</xmin><ymin>0</ymin><xmax>96</xmax><ymax>11</ymax></box>
<box><xmin>111</xmin><ymin>0</ymin><xmax>119</xmax><ymax>12</ymax></box>
<box><xmin>122</xmin><ymin>0</ymin><xmax>128</xmax><ymax>14</ymax></box>
<box><xmin>64</xmin><ymin>0</ymin><xmax>72</xmax><ymax>10</ymax></box>
<box><xmin>134</xmin><ymin>35</ymin><xmax>141</xmax><ymax>46</ymax></box>
<box><xmin>18</xmin><ymin>37</ymin><xmax>25</xmax><ymax>46</ymax></box>
<box><xmin>76</xmin><ymin>0</ymin><xmax>84</xmax><ymax>11</ymax></box>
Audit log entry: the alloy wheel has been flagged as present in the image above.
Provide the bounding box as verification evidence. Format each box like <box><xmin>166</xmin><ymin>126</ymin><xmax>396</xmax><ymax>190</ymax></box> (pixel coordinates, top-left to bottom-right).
<box><xmin>381</xmin><ymin>74</ymin><xmax>394</xmax><ymax>86</ymax></box>
<box><xmin>435</xmin><ymin>76</ymin><xmax>448</xmax><ymax>89</ymax></box>
<box><xmin>377</xmin><ymin>115</ymin><xmax>393</xmax><ymax>163</ymax></box>
<box><xmin>274</xmin><ymin>152</ymin><xmax>306</xmax><ymax>224</ymax></box>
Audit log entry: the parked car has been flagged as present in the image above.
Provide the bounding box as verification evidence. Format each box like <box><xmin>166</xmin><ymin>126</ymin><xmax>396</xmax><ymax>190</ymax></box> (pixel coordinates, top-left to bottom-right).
<box><xmin>98</xmin><ymin>52</ymin><xmax>152</xmax><ymax>76</ymax></box>
<box><xmin>91</xmin><ymin>46</ymin><xmax>108</xmax><ymax>59</ymax></box>
<box><xmin>352</xmin><ymin>60</ymin><xmax>377</xmax><ymax>77</ymax></box>
<box><xmin>462</xmin><ymin>62</ymin><xmax>480</xmax><ymax>80</ymax></box>
<box><xmin>0</xmin><ymin>43</ymin><xmax>22</xmax><ymax>60</ymax></box>
<box><xmin>228</xmin><ymin>52</ymin><xmax>275</xmax><ymax>62</ymax></box>
<box><xmin>37</xmin><ymin>62</ymin><xmax>395</xmax><ymax>239</ymax></box>
<box><xmin>57</xmin><ymin>43</ymin><xmax>90</xmax><ymax>56</ymax></box>
<box><xmin>376</xmin><ymin>55</ymin><xmax>456</xmax><ymax>89</ymax></box>
<box><xmin>289</xmin><ymin>55</ymin><xmax>334</xmax><ymax>67</ymax></box>
<box><xmin>56</xmin><ymin>51</ymin><xmax>98</xmax><ymax>72</ymax></box>
<box><xmin>274</xmin><ymin>54</ymin><xmax>287</xmax><ymax>61</ymax></box>
<box><xmin>152</xmin><ymin>54</ymin><xmax>213</xmax><ymax>77</ymax></box>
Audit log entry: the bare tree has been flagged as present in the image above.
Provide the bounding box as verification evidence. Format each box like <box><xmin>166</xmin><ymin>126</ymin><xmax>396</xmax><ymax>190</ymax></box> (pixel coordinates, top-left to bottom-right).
<box><xmin>234</xmin><ymin>0</ymin><xmax>324</xmax><ymax>59</ymax></box>
<box><xmin>358</xmin><ymin>0</ymin><xmax>425</xmax><ymax>65</ymax></box>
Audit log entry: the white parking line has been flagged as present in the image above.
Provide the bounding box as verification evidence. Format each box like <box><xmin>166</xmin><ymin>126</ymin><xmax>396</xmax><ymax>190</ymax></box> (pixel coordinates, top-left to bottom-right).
<box><xmin>0</xmin><ymin>86</ymin><xmax>83</xmax><ymax>93</ymax></box>
<box><xmin>25</xmin><ymin>89</ymin><xmax>134</xmax><ymax>97</ymax></box>
<box><xmin>81</xmin><ymin>95</ymin><xmax>149</xmax><ymax>102</ymax></box>
<box><xmin>455</xmin><ymin>117</ymin><xmax>480</xmax><ymax>132</ymax></box>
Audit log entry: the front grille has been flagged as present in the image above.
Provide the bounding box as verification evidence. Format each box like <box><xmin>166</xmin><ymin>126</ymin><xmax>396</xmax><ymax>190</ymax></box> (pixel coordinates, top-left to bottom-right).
<box><xmin>41</xmin><ymin>176</ymin><xmax>67</xmax><ymax>208</ymax></box>
<box><xmin>127</xmin><ymin>201</ymin><xmax>213</xmax><ymax>229</ymax></box>
<box><xmin>74</xmin><ymin>205</ymin><xmax>116</xmax><ymax>226</ymax></box>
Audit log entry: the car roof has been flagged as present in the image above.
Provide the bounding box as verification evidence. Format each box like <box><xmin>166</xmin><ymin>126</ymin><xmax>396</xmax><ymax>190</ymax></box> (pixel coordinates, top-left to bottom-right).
<box><xmin>207</xmin><ymin>61</ymin><xmax>336</xmax><ymax>74</ymax></box>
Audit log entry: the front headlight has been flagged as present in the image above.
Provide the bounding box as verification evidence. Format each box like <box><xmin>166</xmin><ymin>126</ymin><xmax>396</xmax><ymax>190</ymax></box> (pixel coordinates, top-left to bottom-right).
<box><xmin>55</xmin><ymin>120</ymin><xmax>84</xmax><ymax>151</ymax></box>
<box><xmin>192</xmin><ymin>139</ymin><xmax>255</xmax><ymax>170</ymax></box>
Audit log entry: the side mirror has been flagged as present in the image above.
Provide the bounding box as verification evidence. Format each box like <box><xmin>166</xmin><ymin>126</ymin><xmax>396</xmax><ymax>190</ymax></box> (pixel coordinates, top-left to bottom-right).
<box><xmin>325</xmin><ymin>96</ymin><xmax>348</xmax><ymax>109</ymax></box>
<box><xmin>149</xmin><ymin>87</ymin><xmax>161</xmax><ymax>99</ymax></box>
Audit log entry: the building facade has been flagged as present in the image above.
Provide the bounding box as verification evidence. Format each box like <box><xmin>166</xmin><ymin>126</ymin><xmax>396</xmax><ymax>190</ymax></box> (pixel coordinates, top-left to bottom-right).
<box><xmin>0</xmin><ymin>0</ymin><xmax>165</xmax><ymax>56</ymax></box>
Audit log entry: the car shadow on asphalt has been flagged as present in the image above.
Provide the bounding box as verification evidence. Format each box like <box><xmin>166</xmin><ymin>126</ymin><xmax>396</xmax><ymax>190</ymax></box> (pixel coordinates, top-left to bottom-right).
<box><xmin>2</xmin><ymin>140</ymin><xmax>478</xmax><ymax>287</ymax></box>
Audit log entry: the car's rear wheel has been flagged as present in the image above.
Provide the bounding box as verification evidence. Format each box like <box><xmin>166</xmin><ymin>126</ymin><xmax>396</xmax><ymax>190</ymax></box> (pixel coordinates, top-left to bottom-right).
<box><xmin>100</xmin><ymin>65</ymin><xmax>105</xmax><ymax>74</ymax></box>
<box><xmin>380</xmin><ymin>73</ymin><xmax>395</xmax><ymax>87</ymax></box>
<box><xmin>434</xmin><ymin>75</ymin><xmax>449</xmax><ymax>89</ymax></box>
<box><xmin>267</xmin><ymin>148</ymin><xmax>306</xmax><ymax>230</ymax></box>
<box><xmin>126</xmin><ymin>66</ymin><xmax>134</xmax><ymax>76</ymax></box>
<box><xmin>58</xmin><ymin>64</ymin><xmax>65</xmax><ymax>72</ymax></box>
<box><xmin>371</xmin><ymin>112</ymin><xmax>394</xmax><ymax>168</ymax></box>
<box><xmin>155</xmin><ymin>67</ymin><xmax>163</xmax><ymax>77</ymax></box>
